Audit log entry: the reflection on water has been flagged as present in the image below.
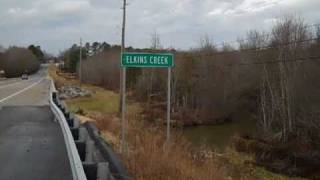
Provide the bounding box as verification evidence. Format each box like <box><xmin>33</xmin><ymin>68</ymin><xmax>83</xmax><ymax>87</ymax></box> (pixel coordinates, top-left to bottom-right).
<box><xmin>183</xmin><ymin>118</ymin><xmax>256</xmax><ymax>152</ymax></box>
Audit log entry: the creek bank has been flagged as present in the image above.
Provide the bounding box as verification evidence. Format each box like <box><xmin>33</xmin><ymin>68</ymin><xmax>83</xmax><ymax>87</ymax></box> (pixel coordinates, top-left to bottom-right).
<box><xmin>141</xmin><ymin>102</ymin><xmax>232</xmax><ymax>126</ymax></box>
<box><xmin>232</xmin><ymin>134</ymin><xmax>320</xmax><ymax>179</ymax></box>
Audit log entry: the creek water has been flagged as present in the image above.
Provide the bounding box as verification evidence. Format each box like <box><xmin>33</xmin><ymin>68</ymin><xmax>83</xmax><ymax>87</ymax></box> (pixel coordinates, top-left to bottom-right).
<box><xmin>183</xmin><ymin>116</ymin><xmax>256</xmax><ymax>152</ymax></box>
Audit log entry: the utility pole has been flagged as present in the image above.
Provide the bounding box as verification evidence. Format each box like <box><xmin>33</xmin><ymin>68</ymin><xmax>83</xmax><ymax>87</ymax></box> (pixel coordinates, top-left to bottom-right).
<box><xmin>79</xmin><ymin>38</ymin><xmax>82</xmax><ymax>86</ymax></box>
<box><xmin>120</xmin><ymin>0</ymin><xmax>127</xmax><ymax>153</ymax></box>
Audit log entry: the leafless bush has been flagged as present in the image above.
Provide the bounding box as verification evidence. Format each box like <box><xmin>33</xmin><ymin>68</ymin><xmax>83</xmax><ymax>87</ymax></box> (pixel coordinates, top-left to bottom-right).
<box><xmin>250</xmin><ymin>16</ymin><xmax>320</xmax><ymax>142</ymax></box>
<box><xmin>80</xmin><ymin>50</ymin><xmax>120</xmax><ymax>90</ymax></box>
<box><xmin>2</xmin><ymin>47</ymin><xmax>40</xmax><ymax>77</ymax></box>
<box><xmin>78</xmin><ymin>16</ymin><xmax>320</xmax><ymax>137</ymax></box>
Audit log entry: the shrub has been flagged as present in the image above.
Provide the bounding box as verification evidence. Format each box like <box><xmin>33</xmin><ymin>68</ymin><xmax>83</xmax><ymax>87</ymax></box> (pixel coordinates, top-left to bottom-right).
<box><xmin>2</xmin><ymin>47</ymin><xmax>40</xmax><ymax>77</ymax></box>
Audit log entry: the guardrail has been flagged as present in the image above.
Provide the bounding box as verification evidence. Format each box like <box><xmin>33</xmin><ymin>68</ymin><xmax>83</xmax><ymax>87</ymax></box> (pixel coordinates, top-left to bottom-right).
<box><xmin>84</xmin><ymin>123</ymin><xmax>130</xmax><ymax>180</ymax></box>
<box><xmin>49</xmin><ymin>80</ymin><xmax>87</xmax><ymax>180</ymax></box>
<box><xmin>49</xmin><ymin>79</ymin><xmax>130</xmax><ymax>180</ymax></box>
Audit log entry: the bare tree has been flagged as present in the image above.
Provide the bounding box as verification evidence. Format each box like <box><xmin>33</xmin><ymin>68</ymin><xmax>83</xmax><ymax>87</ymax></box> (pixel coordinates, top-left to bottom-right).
<box><xmin>81</xmin><ymin>50</ymin><xmax>120</xmax><ymax>90</ymax></box>
<box><xmin>150</xmin><ymin>31</ymin><xmax>162</xmax><ymax>50</ymax></box>
<box><xmin>251</xmin><ymin>16</ymin><xmax>313</xmax><ymax>141</ymax></box>
<box><xmin>2</xmin><ymin>47</ymin><xmax>40</xmax><ymax>77</ymax></box>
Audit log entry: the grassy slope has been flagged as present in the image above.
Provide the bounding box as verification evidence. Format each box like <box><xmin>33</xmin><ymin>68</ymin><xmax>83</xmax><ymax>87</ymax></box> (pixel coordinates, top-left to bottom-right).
<box><xmin>49</xmin><ymin>65</ymin><xmax>306</xmax><ymax>180</ymax></box>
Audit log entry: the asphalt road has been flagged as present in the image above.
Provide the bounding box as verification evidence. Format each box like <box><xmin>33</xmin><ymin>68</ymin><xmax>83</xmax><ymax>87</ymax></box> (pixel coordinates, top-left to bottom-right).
<box><xmin>0</xmin><ymin>68</ymin><xmax>49</xmax><ymax>108</ymax></box>
<box><xmin>0</xmin><ymin>67</ymin><xmax>73</xmax><ymax>180</ymax></box>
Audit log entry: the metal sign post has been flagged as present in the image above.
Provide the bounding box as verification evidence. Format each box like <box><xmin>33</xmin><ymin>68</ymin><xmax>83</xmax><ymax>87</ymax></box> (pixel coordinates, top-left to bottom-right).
<box><xmin>166</xmin><ymin>67</ymin><xmax>171</xmax><ymax>143</ymax></box>
<box><xmin>121</xmin><ymin>52</ymin><xmax>174</xmax><ymax>144</ymax></box>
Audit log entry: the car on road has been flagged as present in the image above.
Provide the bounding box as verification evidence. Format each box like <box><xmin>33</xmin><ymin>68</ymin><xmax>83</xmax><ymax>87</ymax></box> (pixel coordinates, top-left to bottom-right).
<box><xmin>21</xmin><ymin>74</ymin><xmax>28</xmax><ymax>80</ymax></box>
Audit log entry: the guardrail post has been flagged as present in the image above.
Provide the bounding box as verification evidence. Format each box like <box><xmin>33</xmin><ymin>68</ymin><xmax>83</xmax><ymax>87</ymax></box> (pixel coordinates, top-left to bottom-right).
<box><xmin>97</xmin><ymin>162</ymin><xmax>113</xmax><ymax>180</ymax></box>
<box><xmin>74</xmin><ymin>117</ymin><xmax>80</xmax><ymax>128</ymax></box>
<box><xmin>79</xmin><ymin>127</ymin><xmax>88</xmax><ymax>141</ymax></box>
<box><xmin>85</xmin><ymin>140</ymin><xmax>95</xmax><ymax>163</ymax></box>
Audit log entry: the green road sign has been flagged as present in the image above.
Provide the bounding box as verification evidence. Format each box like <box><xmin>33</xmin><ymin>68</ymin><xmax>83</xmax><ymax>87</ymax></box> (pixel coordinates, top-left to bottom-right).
<box><xmin>122</xmin><ymin>52</ymin><xmax>174</xmax><ymax>68</ymax></box>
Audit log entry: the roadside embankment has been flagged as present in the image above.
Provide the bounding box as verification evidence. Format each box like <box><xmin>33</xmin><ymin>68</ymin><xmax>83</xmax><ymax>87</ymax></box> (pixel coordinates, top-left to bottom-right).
<box><xmin>232</xmin><ymin>134</ymin><xmax>320</xmax><ymax>179</ymax></box>
<box><xmin>49</xmin><ymin>65</ymin><xmax>306</xmax><ymax>180</ymax></box>
<box><xmin>49</xmin><ymin>65</ymin><xmax>226</xmax><ymax>180</ymax></box>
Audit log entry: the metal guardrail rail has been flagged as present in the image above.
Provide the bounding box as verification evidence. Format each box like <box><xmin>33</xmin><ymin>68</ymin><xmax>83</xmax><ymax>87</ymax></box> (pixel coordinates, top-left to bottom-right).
<box><xmin>49</xmin><ymin>79</ymin><xmax>87</xmax><ymax>180</ymax></box>
<box><xmin>49</xmin><ymin>78</ymin><xmax>130</xmax><ymax>180</ymax></box>
<box><xmin>84</xmin><ymin>123</ymin><xmax>130</xmax><ymax>180</ymax></box>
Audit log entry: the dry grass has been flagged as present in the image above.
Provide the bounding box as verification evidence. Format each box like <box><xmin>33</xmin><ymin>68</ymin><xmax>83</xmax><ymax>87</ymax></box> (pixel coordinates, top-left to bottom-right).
<box><xmin>49</xmin><ymin>59</ymin><xmax>311</xmax><ymax>180</ymax></box>
<box><xmin>48</xmin><ymin>64</ymin><xmax>78</xmax><ymax>88</ymax></box>
<box><xmin>50</xmin><ymin>64</ymin><xmax>226</xmax><ymax>180</ymax></box>
<box><xmin>124</xmin><ymin>126</ymin><xmax>225</xmax><ymax>180</ymax></box>
<box><xmin>52</xmin><ymin>64</ymin><xmax>304</xmax><ymax>180</ymax></box>
<box><xmin>66</xmin><ymin>88</ymin><xmax>119</xmax><ymax>115</ymax></box>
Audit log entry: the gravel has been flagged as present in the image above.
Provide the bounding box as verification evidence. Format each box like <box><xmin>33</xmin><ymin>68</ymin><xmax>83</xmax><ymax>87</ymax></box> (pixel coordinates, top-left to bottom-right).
<box><xmin>58</xmin><ymin>85</ymin><xmax>92</xmax><ymax>99</ymax></box>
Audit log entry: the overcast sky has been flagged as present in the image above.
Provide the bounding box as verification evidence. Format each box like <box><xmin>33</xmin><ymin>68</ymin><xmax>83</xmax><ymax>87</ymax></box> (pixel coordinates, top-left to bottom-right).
<box><xmin>0</xmin><ymin>0</ymin><xmax>319</xmax><ymax>54</ymax></box>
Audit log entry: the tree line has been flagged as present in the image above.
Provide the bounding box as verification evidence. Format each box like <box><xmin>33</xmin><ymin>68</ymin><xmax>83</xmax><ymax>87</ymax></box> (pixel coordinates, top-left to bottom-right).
<box><xmin>60</xmin><ymin>42</ymin><xmax>121</xmax><ymax>72</ymax></box>
<box><xmin>62</xmin><ymin>16</ymin><xmax>320</xmax><ymax>144</ymax></box>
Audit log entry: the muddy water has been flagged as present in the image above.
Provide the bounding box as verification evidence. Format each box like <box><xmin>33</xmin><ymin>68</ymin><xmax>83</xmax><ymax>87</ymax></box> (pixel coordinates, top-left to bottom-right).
<box><xmin>183</xmin><ymin>118</ymin><xmax>256</xmax><ymax>152</ymax></box>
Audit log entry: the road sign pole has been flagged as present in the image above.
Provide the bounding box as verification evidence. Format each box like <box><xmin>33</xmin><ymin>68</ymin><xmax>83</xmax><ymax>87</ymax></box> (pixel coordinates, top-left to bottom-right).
<box><xmin>166</xmin><ymin>67</ymin><xmax>171</xmax><ymax>143</ymax></box>
<box><xmin>121</xmin><ymin>67</ymin><xmax>127</xmax><ymax>153</ymax></box>
<box><xmin>121</xmin><ymin>52</ymin><xmax>173</xmax><ymax>146</ymax></box>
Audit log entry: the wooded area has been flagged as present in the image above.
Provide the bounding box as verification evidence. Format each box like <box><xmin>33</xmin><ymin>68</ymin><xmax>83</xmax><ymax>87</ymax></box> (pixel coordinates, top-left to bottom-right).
<box><xmin>62</xmin><ymin>17</ymin><xmax>320</xmax><ymax>144</ymax></box>
<box><xmin>56</xmin><ymin>16</ymin><xmax>320</xmax><ymax>178</ymax></box>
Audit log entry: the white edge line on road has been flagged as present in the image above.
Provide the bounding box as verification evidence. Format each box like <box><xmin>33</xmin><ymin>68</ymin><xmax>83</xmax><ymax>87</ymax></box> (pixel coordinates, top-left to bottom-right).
<box><xmin>0</xmin><ymin>78</ymin><xmax>44</xmax><ymax>104</ymax></box>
